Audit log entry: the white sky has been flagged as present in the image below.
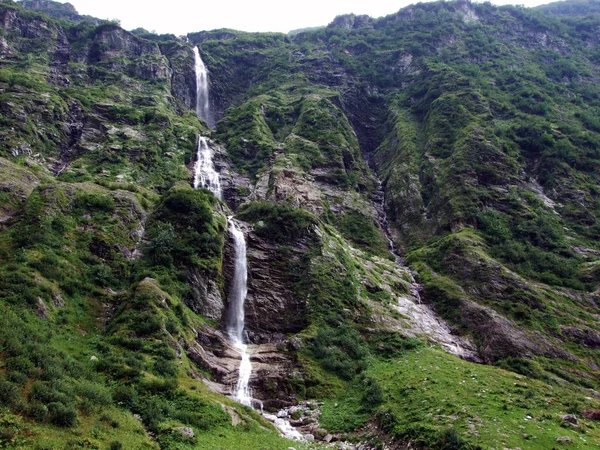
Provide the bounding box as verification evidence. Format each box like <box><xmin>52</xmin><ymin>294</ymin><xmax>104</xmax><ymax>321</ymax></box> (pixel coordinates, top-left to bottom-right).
<box><xmin>57</xmin><ymin>0</ymin><xmax>555</xmax><ymax>34</ymax></box>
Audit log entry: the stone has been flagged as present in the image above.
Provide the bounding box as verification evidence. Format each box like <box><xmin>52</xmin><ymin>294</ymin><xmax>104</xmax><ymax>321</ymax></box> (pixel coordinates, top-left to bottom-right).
<box><xmin>313</xmin><ymin>428</ymin><xmax>328</xmax><ymax>440</ymax></box>
<box><xmin>556</xmin><ymin>436</ymin><xmax>572</xmax><ymax>444</ymax></box>
<box><xmin>90</xmin><ymin>355</ymin><xmax>98</xmax><ymax>361</ymax></box>
<box><xmin>304</xmin><ymin>434</ymin><xmax>314</xmax><ymax>441</ymax></box>
<box><xmin>36</xmin><ymin>297</ymin><xmax>48</xmax><ymax>319</ymax></box>
<box><xmin>287</xmin><ymin>337</ymin><xmax>302</xmax><ymax>351</ymax></box>
<box><xmin>582</xmin><ymin>410</ymin><xmax>600</xmax><ymax>420</ymax></box>
<box><xmin>186</xmin><ymin>270</ymin><xmax>224</xmax><ymax>320</ymax></box>
<box><xmin>560</xmin><ymin>414</ymin><xmax>578</xmax><ymax>425</ymax></box>
<box><xmin>175</xmin><ymin>427</ymin><xmax>195</xmax><ymax>438</ymax></box>
<box><xmin>53</xmin><ymin>293</ymin><xmax>65</xmax><ymax>308</ymax></box>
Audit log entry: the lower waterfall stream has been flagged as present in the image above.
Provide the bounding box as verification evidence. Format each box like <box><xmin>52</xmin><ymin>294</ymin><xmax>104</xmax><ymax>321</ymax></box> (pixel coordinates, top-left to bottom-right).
<box><xmin>226</xmin><ymin>218</ymin><xmax>253</xmax><ymax>407</ymax></box>
<box><xmin>192</xmin><ymin>136</ymin><xmax>304</xmax><ymax>440</ymax></box>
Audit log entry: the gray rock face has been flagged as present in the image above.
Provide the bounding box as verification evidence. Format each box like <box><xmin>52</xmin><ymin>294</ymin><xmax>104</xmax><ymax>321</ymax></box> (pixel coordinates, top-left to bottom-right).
<box><xmin>54</xmin><ymin>100</ymin><xmax>85</xmax><ymax>174</ymax></box>
<box><xmin>222</xmin><ymin>223</ymin><xmax>309</xmax><ymax>343</ymax></box>
<box><xmin>88</xmin><ymin>26</ymin><xmax>171</xmax><ymax>81</ymax></box>
<box><xmin>93</xmin><ymin>26</ymin><xmax>160</xmax><ymax>57</ymax></box>
<box><xmin>165</xmin><ymin>45</ymin><xmax>197</xmax><ymax>111</ymax></box>
<box><xmin>328</xmin><ymin>14</ymin><xmax>374</xmax><ymax>30</ymax></box>
<box><xmin>460</xmin><ymin>300</ymin><xmax>571</xmax><ymax>363</ymax></box>
<box><xmin>561</xmin><ymin>325</ymin><xmax>600</xmax><ymax>349</ymax></box>
<box><xmin>186</xmin><ymin>269</ymin><xmax>224</xmax><ymax>320</ymax></box>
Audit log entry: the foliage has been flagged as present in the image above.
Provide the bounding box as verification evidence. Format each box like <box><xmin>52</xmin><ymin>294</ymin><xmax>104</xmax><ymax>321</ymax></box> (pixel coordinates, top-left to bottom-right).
<box><xmin>237</xmin><ymin>201</ymin><xmax>316</xmax><ymax>243</ymax></box>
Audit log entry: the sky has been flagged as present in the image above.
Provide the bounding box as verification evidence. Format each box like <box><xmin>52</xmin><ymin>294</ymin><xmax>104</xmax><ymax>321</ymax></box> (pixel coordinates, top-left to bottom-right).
<box><xmin>57</xmin><ymin>0</ymin><xmax>556</xmax><ymax>34</ymax></box>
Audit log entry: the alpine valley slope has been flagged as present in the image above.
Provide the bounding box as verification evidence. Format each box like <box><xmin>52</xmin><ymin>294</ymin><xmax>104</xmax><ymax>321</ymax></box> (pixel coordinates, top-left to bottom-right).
<box><xmin>0</xmin><ymin>0</ymin><xmax>599</xmax><ymax>448</ymax></box>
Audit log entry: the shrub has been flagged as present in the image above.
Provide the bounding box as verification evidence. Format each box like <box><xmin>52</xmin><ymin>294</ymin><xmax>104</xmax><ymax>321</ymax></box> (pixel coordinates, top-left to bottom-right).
<box><xmin>24</xmin><ymin>401</ymin><xmax>49</xmax><ymax>422</ymax></box>
<box><xmin>152</xmin><ymin>359</ymin><xmax>178</xmax><ymax>377</ymax></box>
<box><xmin>47</xmin><ymin>402</ymin><xmax>77</xmax><ymax>427</ymax></box>
<box><xmin>75</xmin><ymin>382</ymin><xmax>113</xmax><ymax>412</ymax></box>
<box><xmin>238</xmin><ymin>201</ymin><xmax>316</xmax><ymax>243</ymax></box>
<box><xmin>310</xmin><ymin>320</ymin><xmax>369</xmax><ymax>380</ymax></box>
<box><xmin>361</xmin><ymin>376</ymin><xmax>384</xmax><ymax>412</ymax></box>
<box><xmin>0</xmin><ymin>412</ymin><xmax>22</xmax><ymax>448</ymax></box>
<box><xmin>0</xmin><ymin>379</ymin><xmax>20</xmax><ymax>406</ymax></box>
<box><xmin>113</xmin><ymin>385</ymin><xmax>139</xmax><ymax>409</ymax></box>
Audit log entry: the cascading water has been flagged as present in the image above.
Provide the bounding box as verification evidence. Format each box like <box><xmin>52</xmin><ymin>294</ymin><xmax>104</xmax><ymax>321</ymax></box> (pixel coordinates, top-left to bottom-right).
<box><xmin>190</xmin><ymin>43</ymin><xmax>303</xmax><ymax>439</ymax></box>
<box><xmin>193</xmin><ymin>46</ymin><xmax>214</xmax><ymax>128</ymax></box>
<box><xmin>227</xmin><ymin>219</ymin><xmax>253</xmax><ymax>407</ymax></box>
<box><xmin>193</xmin><ymin>136</ymin><xmax>222</xmax><ymax>199</ymax></box>
<box><xmin>192</xmin><ymin>42</ymin><xmax>252</xmax><ymax>408</ymax></box>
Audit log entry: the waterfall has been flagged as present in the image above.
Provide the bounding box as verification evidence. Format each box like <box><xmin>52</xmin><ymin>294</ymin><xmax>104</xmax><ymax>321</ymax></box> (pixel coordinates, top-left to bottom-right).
<box><xmin>227</xmin><ymin>219</ymin><xmax>253</xmax><ymax>407</ymax></box>
<box><xmin>192</xmin><ymin>44</ymin><xmax>252</xmax><ymax>408</ymax></box>
<box><xmin>193</xmin><ymin>136</ymin><xmax>222</xmax><ymax>199</ymax></box>
<box><xmin>193</xmin><ymin>46</ymin><xmax>214</xmax><ymax>129</ymax></box>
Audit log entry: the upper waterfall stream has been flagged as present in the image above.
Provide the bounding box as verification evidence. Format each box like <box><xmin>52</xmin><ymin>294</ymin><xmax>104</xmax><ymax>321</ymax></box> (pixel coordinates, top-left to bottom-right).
<box><xmin>193</xmin><ymin>136</ymin><xmax>222</xmax><ymax>199</ymax></box>
<box><xmin>193</xmin><ymin>46</ymin><xmax>214</xmax><ymax>129</ymax></box>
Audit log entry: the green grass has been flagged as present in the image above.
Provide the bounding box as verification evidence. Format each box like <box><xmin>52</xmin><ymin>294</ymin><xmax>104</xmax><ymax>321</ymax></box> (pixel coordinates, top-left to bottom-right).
<box><xmin>194</xmin><ymin>425</ymin><xmax>317</xmax><ymax>450</ymax></box>
<box><xmin>367</xmin><ymin>346</ymin><xmax>600</xmax><ymax>449</ymax></box>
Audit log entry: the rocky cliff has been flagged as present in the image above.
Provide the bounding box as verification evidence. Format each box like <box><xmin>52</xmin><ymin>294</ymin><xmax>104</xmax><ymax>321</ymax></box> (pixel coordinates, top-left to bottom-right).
<box><xmin>1</xmin><ymin>0</ymin><xmax>600</xmax><ymax>449</ymax></box>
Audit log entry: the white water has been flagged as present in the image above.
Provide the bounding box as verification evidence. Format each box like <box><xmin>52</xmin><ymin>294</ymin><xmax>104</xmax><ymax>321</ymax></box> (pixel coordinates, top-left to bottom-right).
<box><xmin>193</xmin><ymin>136</ymin><xmax>222</xmax><ymax>199</ymax></box>
<box><xmin>262</xmin><ymin>413</ymin><xmax>305</xmax><ymax>441</ymax></box>
<box><xmin>193</xmin><ymin>46</ymin><xmax>214</xmax><ymax>128</ymax></box>
<box><xmin>227</xmin><ymin>219</ymin><xmax>253</xmax><ymax>407</ymax></box>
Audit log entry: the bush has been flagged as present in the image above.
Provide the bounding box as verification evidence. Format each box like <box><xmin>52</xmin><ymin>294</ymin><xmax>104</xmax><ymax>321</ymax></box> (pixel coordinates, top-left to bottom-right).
<box><xmin>47</xmin><ymin>402</ymin><xmax>78</xmax><ymax>427</ymax></box>
<box><xmin>24</xmin><ymin>401</ymin><xmax>49</xmax><ymax>422</ymax></box>
<box><xmin>0</xmin><ymin>379</ymin><xmax>20</xmax><ymax>406</ymax></box>
<box><xmin>238</xmin><ymin>201</ymin><xmax>316</xmax><ymax>243</ymax></box>
<box><xmin>367</xmin><ymin>332</ymin><xmax>422</xmax><ymax>358</ymax></box>
<box><xmin>128</xmin><ymin>312</ymin><xmax>163</xmax><ymax>337</ymax></box>
<box><xmin>337</xmin><ymin>211</ymin><xmax>388</xmax><ymax>256</ymax></box>
<box><xmin>310</xmin><ymin>320</ymin><xmax>369</xmax><ymax>380</ymax></box>
<box><xmin>0</xmin><ymin>412</ymin><xmax>22</xmax><ymax>448</ymax></box>
<box><xmin>113</xmin><ymin>385</ymin><xmax>139</xmax><ymax>409</ymax></box>
<box><xmin>152</xmin><ymin>359</ymin><xmax>178</xmax><ymax>377</ymax></box>
<box><xmin>361</xmin><ymin>376</ymin><xmax>384</xmax><ymax>412</ymax></box>
<box><xmin>75</xmin><ymin>382</ymin><xmax>112</xmax><ymax>413</ymax></box>
<box><xmin>73</xmin><ymin>193</ymin><xmax>115</xmax><ymax>213</ymax></box>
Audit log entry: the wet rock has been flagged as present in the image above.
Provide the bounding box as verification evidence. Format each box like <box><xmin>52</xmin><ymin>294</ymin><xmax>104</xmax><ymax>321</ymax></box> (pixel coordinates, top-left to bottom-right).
<box><xmin>186</xmin><ymin>269</ymin><xmax>224</xmax><ymax>320</ymax></box>
<box><xmin>165</xmin><ymin>45</ymin><xmax>196</xmax><ymax>111</ymax></box>
<box><xmin>52</xmin><ymin>100</ymin><xmax>84</xmax><ymax>171</ymax></box>
<box><xmin>223</xmin><ymin>224</ymin><xmax>310</xmax><ymax>343</ymax></box>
